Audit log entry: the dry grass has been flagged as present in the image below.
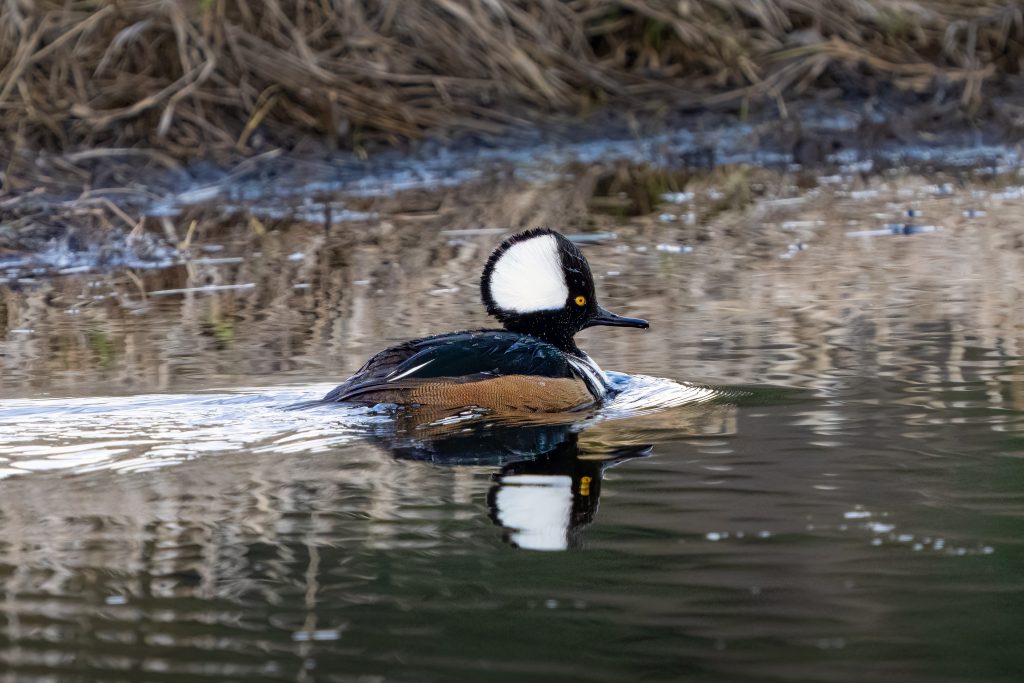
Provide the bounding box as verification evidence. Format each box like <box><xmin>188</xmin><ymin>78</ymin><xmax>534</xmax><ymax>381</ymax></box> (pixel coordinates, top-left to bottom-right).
<box><xmin>0</xmin><ymin>0</ymin><xmax>1022</xmax><ymax>167</ymax></box>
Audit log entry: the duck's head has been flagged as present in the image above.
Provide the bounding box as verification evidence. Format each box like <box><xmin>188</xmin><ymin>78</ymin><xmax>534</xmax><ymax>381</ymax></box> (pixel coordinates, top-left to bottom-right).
<box><xmin>480</xmin><ymin>228</ymin><xmax>649</xmax><ymax>352</ymax></box>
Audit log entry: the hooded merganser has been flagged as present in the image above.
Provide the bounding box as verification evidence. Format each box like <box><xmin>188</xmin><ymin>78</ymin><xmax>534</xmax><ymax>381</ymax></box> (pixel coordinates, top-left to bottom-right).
<box><xmin>323</xmin><ymin>228</ymin><xmax>649</xmax><ymax>412</ymax></box>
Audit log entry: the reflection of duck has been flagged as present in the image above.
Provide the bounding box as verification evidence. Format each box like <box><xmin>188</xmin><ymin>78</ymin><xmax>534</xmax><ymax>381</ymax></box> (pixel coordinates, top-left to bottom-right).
<box><xmin>380</xmin><ymin>414</ymin><xmax>651</xmax><ymax>551</ymax></box>
<box><xmin>324</xmin><ymin>228</ymin><xmax>647</xmax><ymax>412</ymax></box>
<box><xmin>488</xmin><ymin>441</ymin><xmax>651</xmax><ymax>551</ymax></box>
<box><xmin>363</xmin><ymin>382</ymin><xmax>742</xmax><ymax>551</ymax></box>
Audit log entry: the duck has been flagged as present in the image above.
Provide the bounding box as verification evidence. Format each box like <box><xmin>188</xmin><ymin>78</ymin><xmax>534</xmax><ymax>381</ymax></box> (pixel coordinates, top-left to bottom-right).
<box><xmin>323</xmin><ymin>227</ymin><xmax>648</xmax><ymax>412</ymax></box>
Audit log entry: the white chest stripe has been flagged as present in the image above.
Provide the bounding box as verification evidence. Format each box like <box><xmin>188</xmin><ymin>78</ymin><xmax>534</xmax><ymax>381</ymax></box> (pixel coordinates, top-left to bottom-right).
<box><xmin>568</xmin><ymin>354</ymin><xmax>609</xmax><ymax>397</ymax></box>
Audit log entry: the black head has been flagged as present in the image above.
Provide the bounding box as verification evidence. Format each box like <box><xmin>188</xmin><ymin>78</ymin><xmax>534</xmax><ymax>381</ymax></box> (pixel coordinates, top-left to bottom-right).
<box><xmin>480</xmin><ymin>228</ymin><xmax>649</xmax><ymax>352</ymax></box>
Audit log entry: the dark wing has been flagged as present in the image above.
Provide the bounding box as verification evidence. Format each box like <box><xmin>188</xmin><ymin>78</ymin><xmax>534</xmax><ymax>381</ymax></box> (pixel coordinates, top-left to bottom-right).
<box><xmin>323</xmin><ymin>330</ymin><xmax>575</xmax><ymax>402</ymax></box>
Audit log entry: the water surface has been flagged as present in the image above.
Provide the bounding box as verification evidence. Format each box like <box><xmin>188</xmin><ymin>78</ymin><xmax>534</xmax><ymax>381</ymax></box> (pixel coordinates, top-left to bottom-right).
<box><xmin>2</xmin><ymin>164</ymin><xmax>1023</xmax><ymax>681</ymax></box>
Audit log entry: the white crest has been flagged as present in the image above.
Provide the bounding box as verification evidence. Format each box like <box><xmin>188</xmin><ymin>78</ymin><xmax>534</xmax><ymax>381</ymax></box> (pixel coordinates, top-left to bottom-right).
<box><xmin>488</xmin><ymin>234</ymin><xmax>568</xmax><ymax>313</ymax></box>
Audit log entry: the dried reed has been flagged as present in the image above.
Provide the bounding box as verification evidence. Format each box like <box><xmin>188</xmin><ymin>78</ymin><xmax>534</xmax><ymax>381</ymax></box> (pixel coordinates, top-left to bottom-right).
<box><xmin>1</xmin><ymin>0</ymin><xmax>1021</xmax><ymax>165</ymax></box>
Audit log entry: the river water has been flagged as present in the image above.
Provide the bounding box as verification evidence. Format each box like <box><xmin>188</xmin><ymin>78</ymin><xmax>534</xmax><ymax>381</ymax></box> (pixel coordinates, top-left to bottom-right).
<box><xmin>1</xmin><ymin>153</ymin><xmax>1023</xmax><ymax>681</ymax></box>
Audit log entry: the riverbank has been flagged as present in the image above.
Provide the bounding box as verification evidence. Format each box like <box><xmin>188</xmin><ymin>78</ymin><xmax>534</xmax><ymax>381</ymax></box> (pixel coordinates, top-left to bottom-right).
<box><xmin>2</xmin><ymin>96</ymin><xmax>1021</xmax><ymax>268</ymax></box>
<box><xmin>4</xmin><ymin>1</ymin><xmax>1024</xmax><ymax>264</ymax></box>
<box><xmin>2</xmin><ymin>0</ymin><xmax>1023</xmax><ymax>168</ymax></box>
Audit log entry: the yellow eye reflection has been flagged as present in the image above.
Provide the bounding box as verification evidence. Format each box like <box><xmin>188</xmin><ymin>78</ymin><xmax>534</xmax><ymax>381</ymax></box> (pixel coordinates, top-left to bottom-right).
<box><xmin>574</xmin><ymin>295</ymin><xmax>587</xmax><ymax>306</ymax></box>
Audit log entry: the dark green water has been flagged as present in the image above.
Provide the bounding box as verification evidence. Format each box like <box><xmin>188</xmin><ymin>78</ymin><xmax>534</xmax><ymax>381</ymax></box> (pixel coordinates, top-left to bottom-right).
<box><xmin>2</xmin><ymin>168</ymin><xmax>1023</xmax><ymax>681</ymax></box>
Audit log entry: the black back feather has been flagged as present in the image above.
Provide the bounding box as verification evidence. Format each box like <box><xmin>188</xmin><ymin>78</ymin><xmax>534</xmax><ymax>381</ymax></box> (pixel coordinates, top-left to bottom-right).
<box><xmin>323</xmin><ymin>330</ymin><xmax>576</xmax><ymax>402</ymax></box>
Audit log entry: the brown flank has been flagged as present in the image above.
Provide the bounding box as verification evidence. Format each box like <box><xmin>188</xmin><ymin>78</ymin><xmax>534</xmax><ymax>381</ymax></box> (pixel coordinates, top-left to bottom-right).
<box><xmin>344</xmin><ymin>375</ymin><xmax>596</xmax><ymax>413</ymax></box>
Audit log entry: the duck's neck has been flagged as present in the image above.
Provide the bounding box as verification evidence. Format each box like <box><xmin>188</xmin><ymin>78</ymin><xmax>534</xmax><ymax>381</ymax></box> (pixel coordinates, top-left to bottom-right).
<box><xmin>500</xmin><ymin>314</ymin><xmax>580</xmax><ymax>354</ymax></box>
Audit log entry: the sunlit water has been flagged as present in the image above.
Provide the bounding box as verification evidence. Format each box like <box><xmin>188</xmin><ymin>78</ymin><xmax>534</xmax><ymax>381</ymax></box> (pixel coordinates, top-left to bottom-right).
<box><xmin>2</xmin><ymin>164</ymin><xmax>1024</xmax><ymax>681</ymax></box>
<box><xmin>0</xmin><ymin>374</ymin><xmax>722</xmax><ymax>476</ymax></box>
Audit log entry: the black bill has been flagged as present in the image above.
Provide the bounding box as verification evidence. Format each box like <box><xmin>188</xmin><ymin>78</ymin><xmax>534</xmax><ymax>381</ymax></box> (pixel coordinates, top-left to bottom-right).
<box><xmin>583</xmin><ymin>306</ymin><xmax>649</xmax><ymax>330</ymax></box>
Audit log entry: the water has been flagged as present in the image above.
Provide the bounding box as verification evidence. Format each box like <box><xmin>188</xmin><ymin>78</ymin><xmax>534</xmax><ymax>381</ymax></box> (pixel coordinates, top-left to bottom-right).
<box><xmin>2</xmin><ymin>163</ymin><xmax>1024</xmax><ymax>681</ymax></box>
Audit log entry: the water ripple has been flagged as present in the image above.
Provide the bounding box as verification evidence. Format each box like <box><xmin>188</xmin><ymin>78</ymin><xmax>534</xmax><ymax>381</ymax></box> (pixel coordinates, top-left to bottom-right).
<box><xmin>0</xmin><ymin>374</ymin><xmax>740</xmax><ymax>478</ymax></box>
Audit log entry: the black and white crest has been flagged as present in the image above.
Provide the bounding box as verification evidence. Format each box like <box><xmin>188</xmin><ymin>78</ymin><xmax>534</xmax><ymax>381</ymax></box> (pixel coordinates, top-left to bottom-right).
<box><xmin>480</xmin><ymin>228</ymin><xmax>592</xmax><ymax>322</ymax></box>
<box><xmin>478</xmin><ymin>227</ymin><xmax>646</xmax><ymax>353</ymax></box>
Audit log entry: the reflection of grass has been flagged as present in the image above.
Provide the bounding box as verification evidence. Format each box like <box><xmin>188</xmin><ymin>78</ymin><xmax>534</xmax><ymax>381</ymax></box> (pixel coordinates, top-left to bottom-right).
<box><xmin>211</xmin><ymin>319</ymin><xmax>235</xmax><ymax>350</ymax></box>
<box><xmin>88</xmin><ymin>330</ymin><xmax>114</xmax><ymax>368</ymax></box>
<box><xmin>4</xmin><ymin>167</ymin><xmax>1024</xmax><ymax>400</ymax></box>
<box><xmin>0</xmin><ymin>1</ymin><xmax>1016</xmax><ymax>162</ymax></box>
<box><xmin>590</xmin><ymin>164</ymin><xmax>692</xmax><ymax>217</ymax></box>
<box><xmin>708</xmin><ymin>167</ymin><xmax>754</xmax><ymax>218</ymax></box>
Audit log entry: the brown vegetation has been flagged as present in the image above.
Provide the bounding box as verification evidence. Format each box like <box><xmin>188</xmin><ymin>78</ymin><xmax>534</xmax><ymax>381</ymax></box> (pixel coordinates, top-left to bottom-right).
<box><xmin>2</xmin><ymin>0</ymin><xmax>1023</xmax><ymax>167</ymax></box>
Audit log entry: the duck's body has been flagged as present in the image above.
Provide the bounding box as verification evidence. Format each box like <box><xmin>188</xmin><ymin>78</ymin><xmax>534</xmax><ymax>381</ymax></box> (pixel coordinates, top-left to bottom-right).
<box><xmin>325</xmin><ymin>229</ymin><xmax>648</xmax><ymax>412</ymax></box>
<box><xmin>324</xmin><ymin>330</ymin><xmax>609</xmax><ymax>411</ymax></box>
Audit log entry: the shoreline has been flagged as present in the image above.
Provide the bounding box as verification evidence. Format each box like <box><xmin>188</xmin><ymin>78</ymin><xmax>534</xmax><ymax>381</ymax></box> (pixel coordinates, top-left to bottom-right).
<box><xmin>2</xmin><ymin>99</ymin><xmax>1022</xmax><ymax>269</ymax></box>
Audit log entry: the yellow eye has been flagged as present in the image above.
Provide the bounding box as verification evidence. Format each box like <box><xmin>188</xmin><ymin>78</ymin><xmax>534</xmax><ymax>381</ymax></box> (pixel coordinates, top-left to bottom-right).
<box><xmin>574</xmin><ymin>295</ymin><xmax>586</xmax><ymax>306</ymax></box>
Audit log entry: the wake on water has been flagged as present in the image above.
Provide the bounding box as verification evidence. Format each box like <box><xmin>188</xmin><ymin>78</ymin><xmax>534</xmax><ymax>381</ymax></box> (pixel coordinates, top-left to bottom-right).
<box><xmin>0</xmin><ymin>373</ymin><xmax>753</xmax><ymax>478</ymax></box>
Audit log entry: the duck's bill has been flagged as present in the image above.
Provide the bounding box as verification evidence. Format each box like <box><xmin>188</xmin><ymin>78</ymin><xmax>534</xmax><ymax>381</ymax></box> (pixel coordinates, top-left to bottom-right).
<box><xmin>584</xmin><ymin>307</ymin><xmax>649</xmax><ymax>330</ymax></box>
